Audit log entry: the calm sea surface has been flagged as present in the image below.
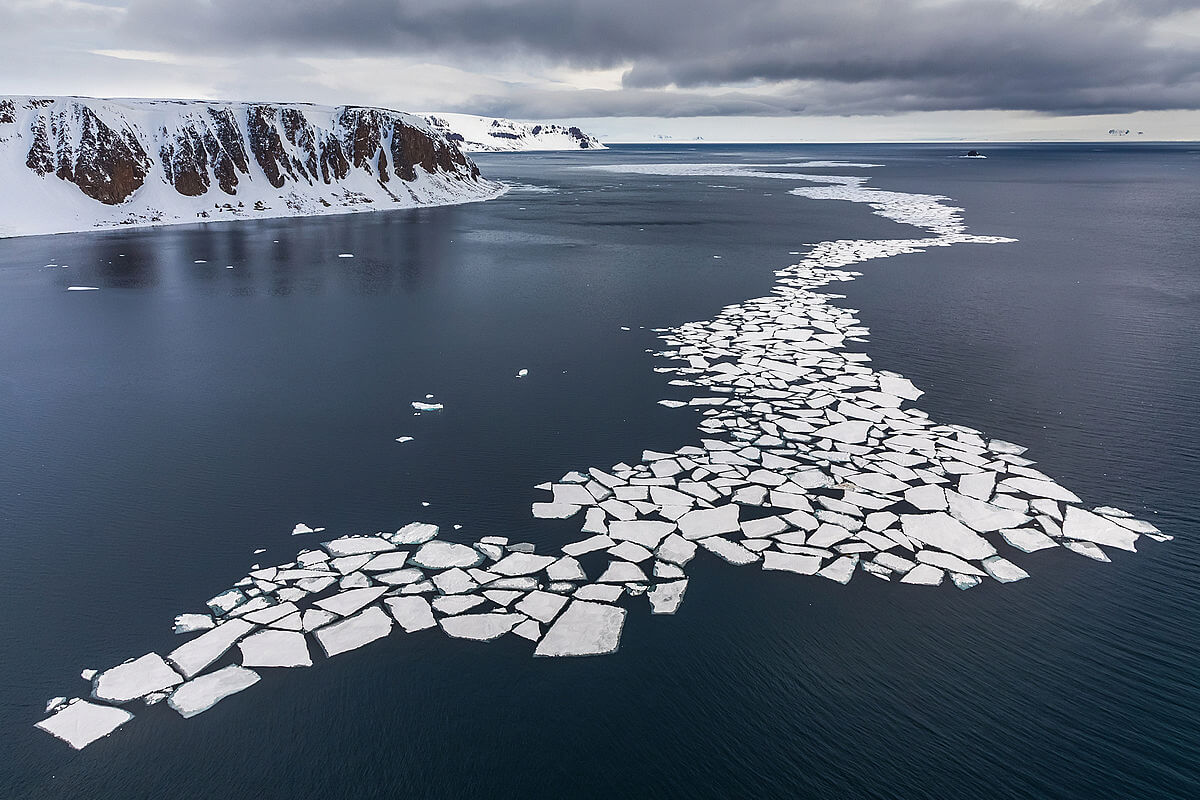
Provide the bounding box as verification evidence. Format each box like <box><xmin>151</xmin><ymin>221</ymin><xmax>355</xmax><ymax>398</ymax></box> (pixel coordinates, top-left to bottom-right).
<box><xmin>1</xmin><ymin>144</ymin><xmax>1197</xmax><ymax>799</ymax></box>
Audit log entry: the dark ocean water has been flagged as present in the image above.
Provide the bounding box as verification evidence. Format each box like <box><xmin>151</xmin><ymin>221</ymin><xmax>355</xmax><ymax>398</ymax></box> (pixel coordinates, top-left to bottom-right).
<box><xmin>0</xmin><ymin>143</ymin><xmax>1197</xmax><ymax>799</ymax></box>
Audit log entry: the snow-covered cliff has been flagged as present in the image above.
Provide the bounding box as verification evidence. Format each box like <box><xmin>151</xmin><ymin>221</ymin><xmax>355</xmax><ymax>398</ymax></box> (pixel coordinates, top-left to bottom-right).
<box><xmin>0</xmin><ymin>96</ymin><xmax>502</xmax><ymax>238</ymax></box>
<box><xmin>421</xmin><ymin>113</ymin><xmax>605</xmax><ymax>152</ymax></box>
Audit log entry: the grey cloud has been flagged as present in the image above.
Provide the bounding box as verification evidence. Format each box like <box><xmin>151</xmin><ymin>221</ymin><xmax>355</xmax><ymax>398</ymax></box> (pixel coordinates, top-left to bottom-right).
<box><xmin>103</xmin><ymin>0</ymin><xmax>1200</xmax><ymax>115</ymax></box>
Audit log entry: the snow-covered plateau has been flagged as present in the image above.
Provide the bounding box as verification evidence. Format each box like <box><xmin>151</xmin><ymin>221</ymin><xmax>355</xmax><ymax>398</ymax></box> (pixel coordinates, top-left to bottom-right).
<box><xmin>421</xmin><ymin>112</ymin><xmax>605</xmax><ymax>152</ymax></box>
<box><xmin>0</xmin><ymin>96</ymin><xmax>504</xmax><ymax>239</ymax></box>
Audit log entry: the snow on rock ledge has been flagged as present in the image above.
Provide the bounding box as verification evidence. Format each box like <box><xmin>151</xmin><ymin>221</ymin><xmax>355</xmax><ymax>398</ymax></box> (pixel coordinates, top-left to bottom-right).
<box><xmin>421</xmin><ymin>112</ymin><xmax>605</xmax><ymax>152</ymax></box>
<box><xmin>0</xmin><ymin>96</ymin><xmax>503</xmax><ymax>239</ymax></box>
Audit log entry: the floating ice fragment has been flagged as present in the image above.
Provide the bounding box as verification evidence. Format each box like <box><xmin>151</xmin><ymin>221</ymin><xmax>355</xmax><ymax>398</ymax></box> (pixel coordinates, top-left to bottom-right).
<box><xmin>491</xmin><ymin>553</ymin><xmax>557</xmax><ymax>576</ymax></box>
<box><xmin>292</xmin><ymin>523</ymin><xmax>316</xmax><ymax>535</ymax></box>
<box><xmin>66</xmin><ymin>286</ymin><xmax>99</xmax><ymax>291</ymax></box>
<box><xmin>981</xmin><ymin>556</ymin><xmax>1029</xmax><ymax>583</ymax></box>
<box><xmin>901</xmin><ymin>513</ymin><xmax>996</xmax><ymax>561</ymax></box>
<box><xmin>1062</xmin><ymin>507</ymin><xmax>1138</xmax><ymax>552</ymax></box>
<box><xmin>315</xmin><ymin>587</ymin><xmax>388</xmax><ymax>616</ymax></box>
<box><xmin>36</xmin><ymin>700</ymin><xmax>134</xmax><ymax>749</ymax></box>
<box><xmin>818</xmin><ymin>556</ymin><xmax>857</xmax><ymax>584</ymax></box>
<box><xmin>432</xmin><ymin>595</ymin><xmax>485</xmax><ymax>615</ymax></box>
<box><xmin>1000</xmin><ymin>527</ymin><xmax>1058</xmax><ymax>553</ymax></box>
<box><xmin>648</xmin><ymin>580</ymin><xmax>688</xmax><ymax>613</ymax></box>
<box><xmin>999</xmin><ymin>477</ymin><xmax>1080</xmax><ymax>503</ymax></box>
<box><xmin>1063</xmin><ymin>540</ymin><xmax>1111</xmax><ymax>561</ymax></box>
<box><xmin>598</xmin><ymin>561</ymin><xmax>648</xmax><ymax>583</ymax></box>
<box><xmin>337</xmin><ymin>253</ymin><xmax>354</xmax><ymax>258</ymax></box>
<box><xmin>322</xmin><ymin>536</ymin><xmax>394</xmax><ymax>556</ymax></box>
<box><xmin>392</xmin><ymin>522</ymin><xmax>440</xmax><ymax>545</ymax></box>
<box><xmin>395</xmin><ymin>436</ymin><xmax>414</xmax><ymax>443</ymax></box>
<box><xmin>513</xmin><ymin>619</ymin><xmax>542</xmax><ymax>641</ymax></box>
<box><xmin>899</xmin><ymin>564</ymin><xmax>944</xmax><ymax>585</ymax></box>
<box><xmin>168</xmin><ymin>619</ymin><xmax>256</xmax><ymax>678</ymax></box>
<box><xmin>409</xmin><ymin>540</ymin><xmax>484</xmax><ymax>569</ymax></box>
<box><xmin>385</xmin><ymin>597</ymin><xmax>437</xmax><ymax>632</ymax></box>
<box><xmin>92</xmin><ymin>653</ymin><xmax>183</xmax><ymax>704</ymax></box>
<box><xmin>167</xmin><ymin>665</ymin><xmax>260</xmax><ymax>719</ymax></box>
<box><xmin>173</xmin><ymin>613</ymin><xmax>214</xmax><ymax>634</ymax></box>
<box><xmin>314</xmin><ymin>606</ymin><xmax>392</xmax><ymax>657</ymax></box>
<box><xmin>534</xmin><ymin>600</ymin><xmax>627</xmax><ymax>657</ymax></box>
<box><xmin>698</xmin><ymin>536</ymin><xmax>759</xmax><ymax>565</ymax></box>
<box><xmin>411</xmin><ymin>402</ymin><xmax>443</xmax><ymax>412</ymax></box>
<box><xmin>439</xmin><ymin>613</ymin><xmax>522</xmax><ymax>641</ymax></box>
<box><xmin>532</xmin><ymin>502</ymin><xmax>581</xmax><ymax>519</ymax></box>
<box><xmin>762</xmin><ymin>551</ymin><xmax>821</xmax><ymax>574</ymax></box>
<box><xmin>677</xmin><ymin>504</ymin><xmax>740</xmax><ymax>540</ymax></box>
<box><xmin>238</xmin><ymin>630</ymin><xmax>312</xmax><ymax>668</ymax></box>
<box><xmin>516</xmin><ymin>369</ymin><xmax>529</xmax><ymax>378</ymax></box>
<box><xmin>516</xmin><ymin>590</ymin><xmax>569</xmax><ymax>623</ymax></box>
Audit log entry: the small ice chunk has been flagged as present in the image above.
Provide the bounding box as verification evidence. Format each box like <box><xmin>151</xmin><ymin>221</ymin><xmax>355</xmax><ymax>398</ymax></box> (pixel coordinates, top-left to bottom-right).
<box><xmin>999</xmin><ymin>477</ymin><xmax>1081</xmax><ymax>503</ymax></box>
<box><xmin>982</xmin><ymin>556</ymin><xmax>1030</xmax><ymax>583</ymax></box>
<box><xmin>409</xmin><ymin>540</ymin><xmax>484</xmax><ymax>569</ymax></box>
<box><xmin>818</xmin><ymin>556</ymin><xmax>857</xmax><ymax>584</ymax></box>
<box><xmin>411</xmin><ymin>401</ymin><xmax>443</xmax><ymax>411</ymax></box>
<box><xmin>813</xmin><ymin>420</ymin><xmax>871</xmax><ymax>444</ymax></box>
<box><xmin>92</xmin><ymin>653</ymin><xmax>183</xmax><ymax>704</ymax></box>
<box><xmin>901</xmin><ymin>513</ymin><xmax>996</xmax><ymax>561</ymax></box>
<box><xmin>1062</xmin><ymin>507</ymin><xmax>1138</xmax><ymax>552</ymax></box>
<box><xmin>648</xmin><ymin>580</ymin><xmax>688</xmax><ymax>614</ymax></box>
<box><xmin>167</xmin><ymin>665</ymin><xmax>260</xmax><ymax>718</ymax></box>
<box><xmin>314</xmin><ymin>587</ymin><xmax>387</xmax><ymax>616</ymax></box>
<box><xmin>238</xmin><ymin>630</ymin><xmax>312</xmax><ymax>668</ymax></box>
<box><xmin>563</xmin><ymin>534</ymin><xmax>616</xmax><ymax>557</ymax></box>
<box><xmin>608</xmin><ymin>520</ymin><xmax>675</xmax><ymax>548</ymax></box>
<box><xmin>609</xmin><ymin>541</ymin><xmax>653</xmax><ymax>563</ymax></box>
<box><xmin>66</xmin><ymin>286</ymin><xmax>100</xmax><ymax>291</ymax></box>
<box><xmin>432</xmin><ymin>595</ymin><xmax>485</xmax><ymax>615</ymax></box>
<box><xmin>45</xmin><ymin>696</ymin><xmax>67</xmax><ymax>714</ymax></box>
<box><xmin>546</xmin><ymin>556</ymin><xmax>587</xmax><ymax>582</ymax></box>
<box><xmin>904</xmin><ymin>485</ymin><xmax>947</xmax><ymax>511</ymax></box>
<box><xmin>337</xmin><ymin>253</ymin><xmax>354</xmax><ymax>258</ymax></box>
<box><xmin>439</xmin><ymin>613</ymin><xmax>523</xmax><ymax>641</ymax></box>
<box><xmin>947</xmin><ymin>491</ymin><xmax>1029</xmax><ymax>532</ymax></box>
<box><xmin>515</xmin><ymin>590</ymin><xmax>569</xmax><ymax>623</ymax></box>
<box><xmin>762</xmin><ymin>551</ymin><xmax>820</xmax><ymax>574</ymax></box>
<box><xmin>678</xmin><ymin>504</ymin><xmax>740</xmax><ymax>540</ymax></box>
<box><xmin>598</xmin><ymin>561</ymin><xmax>648</xmax><ymax>583</ymax></box>
<box><xmin>384</xmin><ymin>596</ymin><xmax>437</xmax><ymax>631</ymax></box>
<box><xmin>655</xmin><ymin>533</ymin><xmax>698</xmax><ymax>566</ymax></box>
<box><xmin>574</xmin><ymin>583</ymin><xmax>624</xmax><ymax>602</ymax></box>
<box><xmin>899</xmin><ymin>564</ymin><xmax>944</xmax><ymax>585</ymax></box>
<box><xmin>1064</xmin><ymin>540</ymin><xmax>1111</xmax><ymax>561</ymax></box>
<box><xmin>1000</xmin><ymin>527</ymin><xmax>1058</xmax><ymax>553</ymax></box>
<box><xmin>206</xmin><ymin>588</ymin><xmax>247</xmax><ymax>616</ymax></box>
<box><xmin>322</xmin><ymin>536</ymin><xmax>394</xmax><ymax>557</ymax></box>
<box><xmin>699</xmin><ymin>536</ymin><xmax>759</xmax><ymax>565</ymax></box>
<box><xmin>168</xmin><ymin>619</ymin><xmax>256</xmax><ymax>678</ymax></box>
<box><xmin>917</xmin><ymin>550</ymin><xmax>985</xmax><ymax>576</ymax></box>
<box><xmin>516</xmin><ymin>368</ymin><xmax>529</xmax><ymax>378</ymax></box>
<box><xmin>491</xmin><ymin>553</ymin><xmax>556</xmax><ymax>576</ymax></box>
<box><xmin>432</xmin><ymin>567</ymin><xmax>477</xmax><ymax>595</ymax></box>
<box><xmin>534</xmin><ymin>600</ymin><xmax>627</xmax><ymax>657</ymax></box>
<box><xmin>314</xmin><ymin>606</ymin><xmax>393</xmax><ymax>657</ymax></box>
<box><xmin>395</xmin><ymin>436</ymin><xmax>414</xmax><ymax>443</ymax></box>
<box><xmin>513</xmin><ymin>619</ymin><xmax>542</xmax><ymax>641</ymax></box>
<box><xmin>36</xmin><ymin>700</ymin><xmax>134</xmax><ymax>749</ymax></box>
<box><xmin>391</xmin><ymin>522</ymin><xmax>440</xmax><ymax>545</ymax></box>
<box><xmin>173</xmin><ymin>613</ymin><xmax>214</xmax><ymax>634</ymax></box>
<box><xmin>950</xmin><ymin>573</ymin><xmax>982</xmax><ymax>590</ymax></box>
<box><xmin>532</xmin><ymin>502</ymin><xmax>581</xmax><ymax>519</ymax></box>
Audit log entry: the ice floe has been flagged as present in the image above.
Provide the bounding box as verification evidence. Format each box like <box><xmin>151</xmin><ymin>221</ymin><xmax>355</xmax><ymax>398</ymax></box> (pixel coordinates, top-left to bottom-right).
<box><xmin>168</xmin><ymin>665</ymin><xmax>260</xmax><ymax>718</ymax></box>
<box><xmin>39</xmin><ymin>159</ymin><xmax>1168</xmax><ymax>750</ymax></box>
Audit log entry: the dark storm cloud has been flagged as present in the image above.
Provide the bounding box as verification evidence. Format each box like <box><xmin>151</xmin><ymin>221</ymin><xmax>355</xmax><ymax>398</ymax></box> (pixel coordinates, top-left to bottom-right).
<box><xmin>119</xmin><ymin>0</ymin><xmax>1200</xmax><ymax>116</ymax></box>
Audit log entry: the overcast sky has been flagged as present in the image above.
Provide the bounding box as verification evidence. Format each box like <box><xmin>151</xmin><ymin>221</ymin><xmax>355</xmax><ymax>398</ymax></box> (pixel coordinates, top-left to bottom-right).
<box><xmin>3</xmin><ymin>0</ymin><xmax>1199</xmax><ymax>140</ymax></box>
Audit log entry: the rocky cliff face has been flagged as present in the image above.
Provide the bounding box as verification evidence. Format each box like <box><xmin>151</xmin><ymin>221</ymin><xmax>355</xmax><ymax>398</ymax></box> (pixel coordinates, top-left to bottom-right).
<box><xmin>422</xmin><ymin>113</ymin><xmax>606</xmax><ymax>152</ymax></box>
<box><xmin>0</xmin><ymin>96</ymin><xmax>500</xmax><ymax>238</ymax></box>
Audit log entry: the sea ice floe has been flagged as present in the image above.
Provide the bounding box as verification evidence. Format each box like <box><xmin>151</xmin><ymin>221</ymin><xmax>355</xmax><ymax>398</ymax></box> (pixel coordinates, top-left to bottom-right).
<box><xmin>385</xmin><ymin>596</ymin><xmax>437</xmax><ymax>632</ymax></box>
<box><xmin>648</xmin><ymin>580</ymin><xmax>688</xmax><ymax>614</ymax></box>
<box><xmin>534</xmin><ymin>600</ymin><xmax>627</xmax><ymax>657</ymax></box>
<box><xmin>313</xmin><ymin>606</ymin><xmax>392</xmax><ymax>657</ymax></box>
<box><xmin>409</xmin><ymin>541</ymin><xmax>484</xmax><ymax>569</ymax></box>
<box><xmin>92</xmin><ymin>653</ymin><xmax>183</xmax><ymax>704</ymax></box>
<box><xmin>168</xmin><ymin>665</ymin><xmax>260</xmax><ymax>718</ymax></box>
<box><xmin>515</xmin><ymin>590</ymin><xmax>569</xmax><ymax>623</ymax></box>
<box><xmin>168</xmin><ymin>619</ymin><xmax>256</xmax><ymax>678</ymax></box>
<box><xmin>439</xmin><ymin>613</ymin><xmax>523</xmax><ymax>641</ymax></box>
<box><xmin>36</xmin><ymin>700</ymin><xmax>134</xmax><ymax>749</ymax></box>
<box><xmin>763</xmin><ymin>551</ymin><xmax>821</xmax><ymax>574</ymax></box>
<box><xmin>238</xmin><ymin>630</ymin><xmax>312</xmax><ymax>668</ymax></box>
